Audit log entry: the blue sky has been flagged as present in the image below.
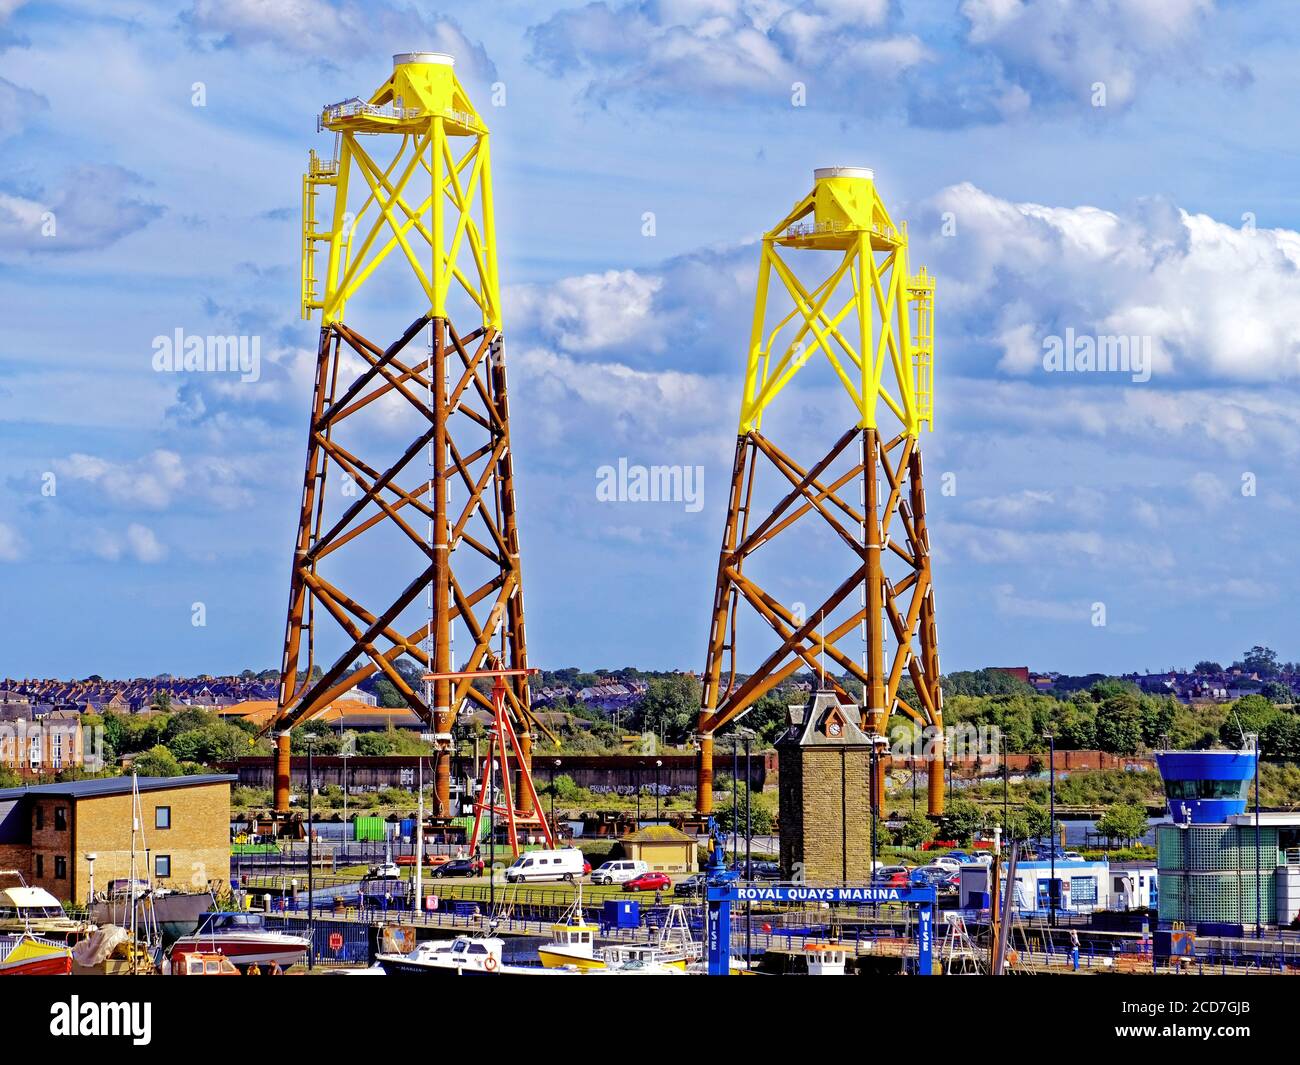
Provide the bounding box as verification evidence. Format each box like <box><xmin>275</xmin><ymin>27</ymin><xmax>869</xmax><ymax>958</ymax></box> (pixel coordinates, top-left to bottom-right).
<box><xmin>2</xmin><ymin>0</ymin><xmax>1300</xmax><ymax>680</ymax></box>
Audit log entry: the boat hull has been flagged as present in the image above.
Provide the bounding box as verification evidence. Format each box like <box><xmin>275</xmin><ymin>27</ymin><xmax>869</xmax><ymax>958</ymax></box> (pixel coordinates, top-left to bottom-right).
<box><xmin>172</xmin><ymin>935</ymin><xmax>308</xmax><ymax>969</ymax></box>
<box><xmin>0</xmin><ymin>935</ymin><xmax>73</xmax><ymax>976</ymax></box>
<box><xmin>376</xmin><ymin>954</ymin><xmax>498</xmax><ymax>976</ymax></box>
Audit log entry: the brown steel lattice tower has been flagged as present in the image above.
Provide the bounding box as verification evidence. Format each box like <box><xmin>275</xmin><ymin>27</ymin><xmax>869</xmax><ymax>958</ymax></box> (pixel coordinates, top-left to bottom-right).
<box><xmin>696</xmin><ymin>167</ymin><xmax>945</xmax><ymax>818</ymax></box>
<box><xmin>270</xmin><ymin>53</ymin><xmax>545</xmax><ymax>817</ymax></box>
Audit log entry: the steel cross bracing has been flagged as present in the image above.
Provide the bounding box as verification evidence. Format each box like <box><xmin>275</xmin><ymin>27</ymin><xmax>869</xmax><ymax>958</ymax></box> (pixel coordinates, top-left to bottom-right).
<box><xmin>697</xmin><ymin>168</ymin><xmax>944</xmax><ymax>817</ymax></box>
<box><xmin>272</xmin><ymin>54</ymin><xmax>538</xmax><ymax>819</ymax></box>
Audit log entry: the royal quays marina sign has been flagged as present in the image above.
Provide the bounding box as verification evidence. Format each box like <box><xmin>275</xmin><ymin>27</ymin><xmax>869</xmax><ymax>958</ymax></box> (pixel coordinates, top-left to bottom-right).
<box><xmin>704</xmin><ymin>883</ymin><xmax>937</xmax><ymax>976</ymax></box>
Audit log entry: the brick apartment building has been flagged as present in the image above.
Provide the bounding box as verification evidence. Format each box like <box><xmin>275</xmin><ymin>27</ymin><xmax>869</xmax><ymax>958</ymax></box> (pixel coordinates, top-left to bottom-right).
<box><xmin>0</xmin><ymin>775</ymin><xmax>234</xmax><ymax>905</ymax></box>
<box><xmin>0</xmin><ymin>706</ymin><xmax>87</xmax><ymax>776</ymax></box>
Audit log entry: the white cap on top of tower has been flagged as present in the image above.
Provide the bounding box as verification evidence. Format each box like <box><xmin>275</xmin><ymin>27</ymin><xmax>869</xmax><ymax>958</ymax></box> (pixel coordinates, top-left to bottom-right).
<box><xmin>814</xmin><ymin>166</ymin><xmax>874</xmax><ymax>181</ymax></box>
<box><xmin>393</xmin><ymin>52</ymin><xmax>455</xmax><ymax>68</ymax></box>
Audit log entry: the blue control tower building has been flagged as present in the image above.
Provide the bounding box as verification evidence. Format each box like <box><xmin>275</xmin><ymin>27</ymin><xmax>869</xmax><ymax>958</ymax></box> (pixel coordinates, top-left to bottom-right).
<box><xmin>1154</xmin><ymin>749</ymin><xmax>1255</xmax><ymax>824</ymax></box>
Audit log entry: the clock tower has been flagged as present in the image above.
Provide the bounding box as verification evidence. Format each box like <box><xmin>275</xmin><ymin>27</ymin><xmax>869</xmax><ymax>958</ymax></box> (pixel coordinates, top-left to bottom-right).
<box><xmin>777</xmin><ymin>691</ymin><xmax>881</xmax><ymax>883</ymax></box>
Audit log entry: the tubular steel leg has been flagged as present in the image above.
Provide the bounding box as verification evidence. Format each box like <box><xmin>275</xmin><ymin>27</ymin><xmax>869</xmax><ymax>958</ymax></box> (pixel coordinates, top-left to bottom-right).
<box><xmin>863</xmin><ymin>428</ymin><xmax>887</xmax><ymax>813</ymax></box>
<box><xmin>431</xmin><ymin>318</ymin><xmax>454</xmax><ymax>818</ymax></box>
<box><xmin>274</xmin><ymin>731</ymin><xmax>292</xmax><ymax>814</ymax></box>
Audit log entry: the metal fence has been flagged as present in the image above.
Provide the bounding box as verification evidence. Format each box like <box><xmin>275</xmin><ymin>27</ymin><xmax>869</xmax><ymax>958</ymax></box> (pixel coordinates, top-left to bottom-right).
<box><xmin>263</xmin><ymin>914</ymin><xmax>371</xmax><ymax>966</ymax></box>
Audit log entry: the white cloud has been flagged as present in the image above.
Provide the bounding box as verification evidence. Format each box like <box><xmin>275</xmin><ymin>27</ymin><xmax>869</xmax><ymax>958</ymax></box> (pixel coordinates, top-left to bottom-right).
<box><xmin>527</xmin><ymin>0</ymin><xmax>1224</xmax><ymax>122</ymax></box>
<box><xmin>527</xmin><ymin>0</ymin><xmax>922</xmax><ymax>105</ymax></box>
<box><xmin>0</xmin><ymin>520</ymin><xmax>24</xmax><ymax>561</ymax></box>
<box><xmin>921</xmin><ymin>183</ymin><xmax>1300</xmax><ymax>384</ymax></box>
<box><xmin>52</xmin><ymin>449</ymin><xmax>254</xmax><ymax>511</ymax></box>
<box><xmin>181</xmin><ymin>0</ymin><xmax>497</xmax><ymax>85</ymax></box>
<box><xmin>992</xmin><ymin>583</ymin><xmax>1088</xmax><ymax>623</ymax></box>
<box><xmin>957</xmin><ymin>0</ymin><xmax>1215</xmax><ymax>109</ymax></box>
<box><xmin>125</xmin><ymin>522</ymin><xmax>166</xmax><ymax>563</ymax></box>
<box><xmin>1187</xmin><ymin>471</ymin><xmax>1229</xmax><ymax>510</ymax></box>
<box><xmin>510</xmin><ymin>270</ymin><xmax>663</xmax><ymax>354</ymax></box>
<box><xmin>0</xmin><ymin>75</ymin><xmax>46</xmax><ymax>139</ymax></box>
<box><xmin>85</xmin><ymin>523</ymin><xmax>168</xmax><ymax>564</ymax></box>
<box><xmin>0</xmin><ymin>164</ymin><xmax>162</xmax><ymax>254</ymax></box>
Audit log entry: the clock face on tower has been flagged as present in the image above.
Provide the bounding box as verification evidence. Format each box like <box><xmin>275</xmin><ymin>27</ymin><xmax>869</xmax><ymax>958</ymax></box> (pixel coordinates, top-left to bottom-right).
<box><xmin>828</xmin><ymin>722</ymin><xmax>842</xmax><ymax>736</ymax></box>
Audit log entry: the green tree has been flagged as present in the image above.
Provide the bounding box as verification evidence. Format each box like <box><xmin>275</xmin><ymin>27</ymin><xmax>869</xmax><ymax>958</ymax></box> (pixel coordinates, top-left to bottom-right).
<box><xmin>1194</xmin><ymin>660</ymin><xmax>1223</xmax><ymax>674</ymax></box>
<box><xmin>1219</xmin><ymin>693</ymin><xmax>1282</xmax><ymax>748</ymax></box>
<box><xmin>632</xmin><ymin>674</ymin><xmax>701</xmax><ymax>745</ymax></box>
<box><xmin>1260</xmin><ymin>680</ymin><xmax>1292</xmax><ymax>705</ymax></box>
<box><xmin>943</xmin><ymin>798</ymin><xmax>986</xmax><ymax>845</ymax></box>
<box><xmin>898</xmin><ymin>812</ymin><xmax>938</xmax><ymax>848</ymax></box>
<box><xmin>1241</xmin><ymin>645</ymin><xmax>1280</xmax><ymax>677</ymax></box>
<box><xmin>1096</xmin><ymin>802</ymin><xmax>1148</xmax><ymax>845</ymax></box>
<box><xmin>132</xmin><ymin>745</ymin><xmax>183</xmax><ymax>777</ymax></box>
<box><xmin>1094</xmin><ymin>693</ymin><xmax>1143</xmax><ymax>754</ymax></box>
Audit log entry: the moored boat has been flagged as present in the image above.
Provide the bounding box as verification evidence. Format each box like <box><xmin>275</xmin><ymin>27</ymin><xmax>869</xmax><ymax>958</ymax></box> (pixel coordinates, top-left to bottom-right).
<box><xmin>90</xmin><ymin>880</ymin><xmax>213</xmax><ymax>941</ymax></box>
<box><xmin>171</xmin><ymin>911</ymin><xmax>309</xmax><ymax>970</ymax></box>
<box><xmin>0</xmin><ymin>932</ymin><xmax>73</xmax><ymax>975</ymax></box>
<box><xmin>0</xmin><ymin>872</ymin><xmax>92</xmax><ymax>942</ymax></box>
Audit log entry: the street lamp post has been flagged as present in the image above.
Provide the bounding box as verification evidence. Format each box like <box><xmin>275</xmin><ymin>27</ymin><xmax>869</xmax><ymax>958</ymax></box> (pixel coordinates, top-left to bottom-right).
<box><xmin>1046</xmin><ymin>732</ymin><xmax>1056</xmax><ymax>930</ymax></box>
<box><xmin>1002</xmin><ymin>731</ymin><xmax>1009</xmax><ymax>855</ymax></box>
<box><xmin>1252</xmin><ymin>733</ymin><xmax>1261</xmax><ymax>938</ymax></box>
<box><xmin>869</xmin><ymin>735</ymin><xmax>878</xmax><ymax>879</ymax></box>
<box><xmin>551</xmin><ymin>759</ymin><xmax>560</xmax><ymax>833</ymax></box>
<box><xmin>305</xmin><ymin>733</ymin><xmax>316</xmax><ymax>969</ymax></box>
<box><xmin>744</xmin><ymin>734</ymin><xmax>752</xmax><ymax>962</ymax></box>
<box><xmin>655</xmin><ymin>759</ymin><xmax>663</xmax><ymax>822</ymax></box>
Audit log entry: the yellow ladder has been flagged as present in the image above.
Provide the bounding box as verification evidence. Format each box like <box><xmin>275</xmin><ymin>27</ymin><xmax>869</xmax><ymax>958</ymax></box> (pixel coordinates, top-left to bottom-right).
<box><xmin>301</xmin><ymin>149</ymin><xmax>339</xmax><ymax>319</ymax></box>
<box><xmin>908</xmin><ymin>268</ymin><xmax>935</xmax><ymax>429</ymax></box>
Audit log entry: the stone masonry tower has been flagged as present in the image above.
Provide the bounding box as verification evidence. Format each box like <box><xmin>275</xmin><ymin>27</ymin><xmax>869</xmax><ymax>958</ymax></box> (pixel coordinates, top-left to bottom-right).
<box><xmin>778</xmin><ymin>691</ymin><xmax>876</xmax><ymax>883</ymax></box>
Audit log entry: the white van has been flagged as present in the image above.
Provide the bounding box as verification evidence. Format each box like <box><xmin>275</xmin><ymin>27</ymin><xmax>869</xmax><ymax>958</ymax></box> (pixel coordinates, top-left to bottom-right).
<box><xmin>589</xmin><ymin>859</ymin><xmax>648</xmax><ymax>886</ymax></box>
<box><xmin>503</xmin><ymin>848</ymin><xmax>586</xmax><ymax>884</ymax></box>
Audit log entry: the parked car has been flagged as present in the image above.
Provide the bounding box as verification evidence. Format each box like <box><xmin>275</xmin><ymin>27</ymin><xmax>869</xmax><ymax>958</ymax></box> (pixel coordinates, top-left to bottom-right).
<box><xmin>732</xmin><ymin>860</ymin><xmax>781</xmax><ymax>881</ymax></box>
<box><xmin>910</xmin><ymin>865</ymin><xmax>952</xmax><ymax>887</ymax></box>
<box><xmin>928</xmin><ymin>855</ymin><xmax>961</xmax><ymax>872</ymax></box>
<box><xmin>590</xmin><ymin>859</ymin><xmax>649</xmax><ymax>885</ymax></box>
<box><xmin>623</xmin><ymin>871</ymin><xmax>672</xmax><ymax>892</ymax></box>
<box><xmin>433</xmin><ymin>856</ymin><xmax>484</xmax><ymax>878</ymax></box>
<box><xmin>503</xmin><ymin>848</ymin><xmax>587</xmax><ymax>884</ymax></box>
<box><xmin>674</xmin><ymin>874</ymin><xmax>708</xmax><ymax>897</ymax></box>
<box><xmin>946</xmin><ymin>851</ymin><xmax>979</xmax><ymax>864</ymax></box>
<box><xmin>872</xmin><ymin>865</ymin><xmax>910</xmax><ymax>887</ymax></box>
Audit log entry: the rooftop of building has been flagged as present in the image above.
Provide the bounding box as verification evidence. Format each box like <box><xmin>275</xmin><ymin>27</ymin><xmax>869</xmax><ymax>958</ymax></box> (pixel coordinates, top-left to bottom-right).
<box><xmin>0</xmin><ymin>774</ymin><xmax>236</xmax><ymax>801</ymax></box>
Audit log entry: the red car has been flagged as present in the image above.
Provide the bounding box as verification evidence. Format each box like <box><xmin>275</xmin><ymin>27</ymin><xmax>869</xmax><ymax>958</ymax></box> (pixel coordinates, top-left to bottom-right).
<box><xmin>623</xmin><ymin>871</ymin><xmax>672</xmax><ymax>892</ymax></box>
